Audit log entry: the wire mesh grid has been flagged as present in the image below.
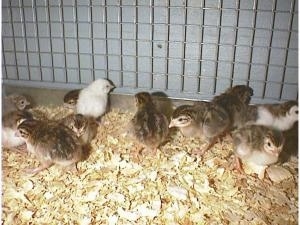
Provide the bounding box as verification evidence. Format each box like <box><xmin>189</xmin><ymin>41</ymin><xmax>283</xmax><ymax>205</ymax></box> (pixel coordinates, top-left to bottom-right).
<box><xmin>2</xmin><ymin>0</ymin><xmax>298</xmax><ymax>103</ymax></box>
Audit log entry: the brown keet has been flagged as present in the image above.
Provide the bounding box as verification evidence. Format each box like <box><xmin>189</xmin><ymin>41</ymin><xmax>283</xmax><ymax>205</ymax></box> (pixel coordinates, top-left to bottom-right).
<box><xmin>63</xmin><ymin>89</ymin><xmax>81</xmax><ymax>109</ymax></box>
<box><xmin>212</xmin><ymin>85</ymin><xmax>254</xmax><ymax>129</ymax></box>
<box><xmin>232</xmin><ymin>124</ymin><xmax>284</xmax><ymax>178</ymax></box>
<box><xmin>60</xmin><ymin>113</ymin><xmax>98</xmax><ymax>145</ymax></box>
<box><xmin>17</xmin><ymin>119</ymin><xmax>83</xmax><ymax>175</ymax></box>
<box><xmin>130</xmin><ymin>92</ymin><xmax>169</xmax><ymax>158</ymax></box>
<box><xmin>3</xmin><ymin>94</ymin><xmax>31</xmax><ymax>116</ymax></box>
<box><xmin>169</xmin><ymin>101</ymin><xmax>230</xmax><ymax>155</ymax></box>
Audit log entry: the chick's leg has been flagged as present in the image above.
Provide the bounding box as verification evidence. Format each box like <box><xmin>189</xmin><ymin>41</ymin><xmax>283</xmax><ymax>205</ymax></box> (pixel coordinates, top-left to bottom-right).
<box><xmin>11</xmin><ymin>143</ymin><xmax>28</xmax><ymax>154</ymax></box>
<box><xmin>192</xmin><ymin>137</ymin><xmax>218</xmax><ymax>156</ymax></box>
<box><xmin>64</xmin><ymin>163</ymin><xmax>79</xmax><ymax>174</ymax></box>
<box><xmin>24</xmin><ymin>161</ymin><xmax>53</xmax><ymax>175</ymax></box>
<box><xmin>234</xmin><ymin>156</ymin><xmax>244</xmax><ymax>173</ymax></box>
<box><xmin>130</xmin><ymin>144</ymin><xmax>143</xmax><ymax>163</ymax></box>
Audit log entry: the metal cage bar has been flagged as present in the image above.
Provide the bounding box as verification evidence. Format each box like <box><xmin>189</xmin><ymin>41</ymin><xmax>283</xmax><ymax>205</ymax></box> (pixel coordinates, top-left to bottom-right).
<box><xmin>22</xmin><ymin>0</ymin><xmax>35</xmax><ymax>81</ymax></box>
<box><xmin>74</xmin><ymin>0</ymin><xmax>81</xmax><ymax>83</ymax></box>
<box><xmin>135</xmin><ymin>0</ymin><xmax>138</xmax><ymax>88</ymax></box>
<box><xmin>60</xmin><ymin>0</ymin><xmax>68</xmax><ymax>83</ymax></box>
<box><xmin>32</xmin><ymin>2</ymin><xmax>42</xmax><ymax>81</ymax></box>
<box><xmin>230</xmin><ymin>0</ymin><xmax>240</xmax><ymax>87</ymax></box>
<box><xmin>2</xmin><ymin>40</ymin><xmax>8</xmax><ymax>79</ymax></box>
<box><xmin>2</xmin><ymin>0</ymin><xmax>298</xmax><ymax>103</ymax></box>
<box><xmin>213</xmin><ymin>0</ymin><xmax>223</xmax><ymax>94</ymax></box>
<box><xmin>165</xmin><ymin>0</ymin><xmax>171</xmax><ymax>91</ymax></box>
<box><xmin>104</xmin><ymin>0</ymin><xmax>109</xmax><ymax>79</ymax></box>
<box><xmin>246</xmin><ymin>0</ymin><xmax>258</xmax><ymax>86</ymax></box>
<box><xmin>46</xmin><ymin>0</ymin><xmax>55</xmax><ymax>82</ymax></box>
<box><xmin>181</xmin><ymin>0</ymin><xmax>188</xmax><ymax>92</ymax></box>
<box><xmin>150</xmin><ymin>0</ymin><xmax>154</xmax><ymax>89</ymax></box>
<box><xmin>90</xmin><ymin>0</ymin><xmax>95</xmax><ymax>81</ymax></box>
<box><xmin>197</xmin><ymin>0</ymin><xmax>205</xmax><ymax>93</ymax></box>
<box><xmin>262</xmin><ymin>0</ymin><xmax>277</xmax><ymax>98</ymax></box>
<box><xmin>8</xmin><ymin>0</ymin><xmax>20</xmax><ymax>80</ymax></box>
<box><xmin>280</xmin><ymin>0</ymin><xmax>296</xmax><ymax>99</ymax></box>
<box><xmin>119</xmin><ymin>0</ymin><xmax>123</xmax><ymax>86</ymax></box>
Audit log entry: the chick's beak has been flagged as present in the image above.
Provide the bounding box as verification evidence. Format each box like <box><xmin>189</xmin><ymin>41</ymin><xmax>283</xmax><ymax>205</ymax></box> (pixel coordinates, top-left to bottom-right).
<box><xmin>15</xmin><ymin>130</ymin><xmax>21</xmax><ymax>137</ymax></box>
<box><xmin>169</xmin><ymin>119</ymin><xmax>175</xmax><ymax>128</ymax></box>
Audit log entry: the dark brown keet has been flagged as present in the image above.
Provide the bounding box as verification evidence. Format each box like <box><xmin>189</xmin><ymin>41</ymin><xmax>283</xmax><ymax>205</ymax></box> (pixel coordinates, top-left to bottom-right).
<box><xmin>17</xmin><ymin>119</ymin><xmax>83</xmax><ymax>175</ymax></box>
<box><xmin>169</xmin><ymin>101</ymin><xmax>230</xmax><ymax>155</ymax></box>
<box><xmin>130</xmin><ymin>92</ymin><xmax>169</xmax><ymax>158</ymax></box>
<box><xmin>3</xmin><ymin>94</ymin><xmax>31</xmax><ymax>115</ymax></box>
<box><xmin>63</xmin><ymin>89</ymin><xmax>81</xmax><ymax>109</ymax></box>
<box><xmin>212</xmin><ymin>85</ymin><xmax>254</xmax><ymax>130</ymax></box>
<box><xmin>60</xmin><ymin>113</ymin><xmax>97</xmax><ymax>145</ymax></box>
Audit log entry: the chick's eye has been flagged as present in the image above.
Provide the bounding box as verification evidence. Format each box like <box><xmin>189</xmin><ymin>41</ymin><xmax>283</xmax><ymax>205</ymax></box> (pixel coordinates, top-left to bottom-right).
<box><xmin>267</xmin><ymin>142</ymin><xmax>272</xmax><ymax>147</ymax></box>
<box><xmin>295</xmin><ymin>110</ymin><xmax>298</xmax><ymax>114</ymax></box>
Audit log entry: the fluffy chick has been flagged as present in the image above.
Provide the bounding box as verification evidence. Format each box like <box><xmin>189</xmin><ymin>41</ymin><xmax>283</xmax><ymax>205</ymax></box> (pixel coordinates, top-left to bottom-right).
<box><xmin>63</xmin><ymin>89</ymin><xmax>80</xmax><ymax>109</ymax></box>
<box><xmin>60</xmin><ymin>113</ymin><xmax>97</xmax><ymax>145</ymax></box>
<box><xmin>169</xmin><ymin>101</ymin><xmax>230</xmax><ymax>155</ymax></box>
<box><xmin>2</xmin><ymin>110</ymin><xmax>33</xmax><ymax>150</ymax></box>
<box><xmin>76</xmin><ymin>79</ymin><xmax>115</xmax><ymax>120</ymax></box>
<box><xmin>232</xmin><ymin>124</ymin><xmax>284</xmax><ymax>178</ymax></box>
<box><xmin>244</xmin><ymin>100</ymin><xmax>298</xmax><ymax>131</ymax></box>
<box><xmin>17</xmin><ymin>119</ymin><xmax>83</xmax><ymax>175</ymax></box>
<box><xmin>3</xmin><ymin>94</ymin><xmax>31</xmax><ymax>115</ymax></box>
<box><xmin>130</xmin><ymin>92</ymin><xmax>169</xmax><ymax>157</ymax></box>
<box><xmin>212</xmin><ymin>85</ymin><xmax>253</xmax><ymax>129</ymax></box>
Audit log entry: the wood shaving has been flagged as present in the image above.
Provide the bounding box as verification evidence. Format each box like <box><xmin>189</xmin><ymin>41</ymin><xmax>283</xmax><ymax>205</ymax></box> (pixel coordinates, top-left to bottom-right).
<box><xmin>2</xmin><ymin>106</ymin><xmax>298</xmax><ymax>224</ymax></box>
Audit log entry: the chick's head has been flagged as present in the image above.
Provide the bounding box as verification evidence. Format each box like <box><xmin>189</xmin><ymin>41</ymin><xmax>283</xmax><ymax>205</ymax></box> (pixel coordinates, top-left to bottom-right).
<box><xmin>169</xmin><ymin>105</ymin><xmax>195</xmax><ymax>128</ymax></box>
<box><xmin>88</xmin><ymin>78</ymin><xmax>115</xmax><ymax>95</ymax></box>
<box><xmin>263</xmin><ymin>129</ymin><xmax>284</xmax><ymax>157</ymax></box>
<box><xmin>134</xmin><ymin>92</ymin><xmax>154</xmax><ymax>108</ymax></box>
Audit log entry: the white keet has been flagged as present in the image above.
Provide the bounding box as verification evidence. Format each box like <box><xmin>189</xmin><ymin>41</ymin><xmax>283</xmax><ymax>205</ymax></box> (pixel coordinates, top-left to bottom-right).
<box><xmin>255</xmin><ymin>105</ymin><xmax>298</xmax><ymax>131</ymax></box>
<box><xmin>76</xmin><ymin>79</ymin><xmax>114</xmax><ymax>118</ymax></box>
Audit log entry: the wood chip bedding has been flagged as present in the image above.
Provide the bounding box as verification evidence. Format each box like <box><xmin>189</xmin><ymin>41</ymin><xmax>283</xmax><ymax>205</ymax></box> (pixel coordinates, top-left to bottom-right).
<box><xmin>2</xmin><ymin>106</ymin><xmax>298</xmax><ymax>225</ymax></box>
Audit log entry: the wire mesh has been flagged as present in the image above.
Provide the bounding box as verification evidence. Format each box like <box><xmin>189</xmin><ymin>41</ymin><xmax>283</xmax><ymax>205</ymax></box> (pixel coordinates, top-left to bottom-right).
<box><xmin>2</xmin><ymin>0</ymin><xmax>298</xmax><ymax>103</ymax></box>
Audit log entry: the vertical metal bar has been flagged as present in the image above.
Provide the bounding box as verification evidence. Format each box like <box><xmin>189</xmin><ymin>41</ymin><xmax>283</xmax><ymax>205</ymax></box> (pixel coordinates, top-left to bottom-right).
<box><xmin>181</xmin><ymin>0</ymin><xmax>188</xmax><ymax>92</ymax></box>
<box><xmin>197</xmin><ymin>0</ymin><xmax>205</xmax><ymax>93</ymax></box>
<box><xmin>60</xmin><ymin>0</ymin><xmax>68</xmax><ymax>82</ymax></box>
<box><xmin>135</xmin><ymin>0</ymin><xmax>139</xmax><ymax>88</ymax></box>
<box><xmin>230</xmin><ymin>0</ymin><xmax>240</xmax><ymax>87</ymax></box>
<box><xmin>2</xmin><ymin>40</ymin><xmax>8</xmax><ymax>78</ymax></box>
<box><xmin>21</xmin><ymin>0</ymin><xmax>35</xmax><ymax>80</ymax></box>
<box><xmin>150</xmin><ymin>0</ymin><xmax>154</xmax><ymax>89</ymax></box>
<box><xmin>279</xmin><ymin>0</ymin><xmax>296</xmax><ymax>100</ymax></box>
<box><xmin>90</xmin><ymin>0</ymin><xmax>95</xmax><ymax>81</ymax></box>
<box><xmin>46</xmin><ymin>0</ymin><xmax>55</xmax><ymax>82</ymax></box>
<box><xmin>262</xmin><ymin>0</ymin><xmax>277</xmax><ymax>98</ymax></box>
<box><xmin>104</xmin><ymin>0</ymin><xmax>109</xmax><ymax>79</ymax></box>
<box><xmin>165</xmin><ymin>0</ymin><xmax>171</xmax><ymax>90</ymax></box>
<box><xmin>32</xmin><ymin>1</ymin><xmax>42</xmax><ymax>81</ymax></box>
<box><xmin>213</xmin><ymin>0</ymin><xmax>223</xmax><ymax>94</ymax></box>
<box><xmin>9</xmin><ymin>1</ymin><xmax>20</xmax><ymax>79</ymax></box>
<box><xmin>246</xmin><ymin>0</ymin><xmax>258</xmax><ymax>86</ymax></box>
<box><xmin>119</xmin><ymin>0</ymin><xmax>123</xmax><ymax>86</ymax></box>
<box><xmin>74</xmin><ymin>0</ymin><xmax>81</xmax><ymax>83</ymax></box>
